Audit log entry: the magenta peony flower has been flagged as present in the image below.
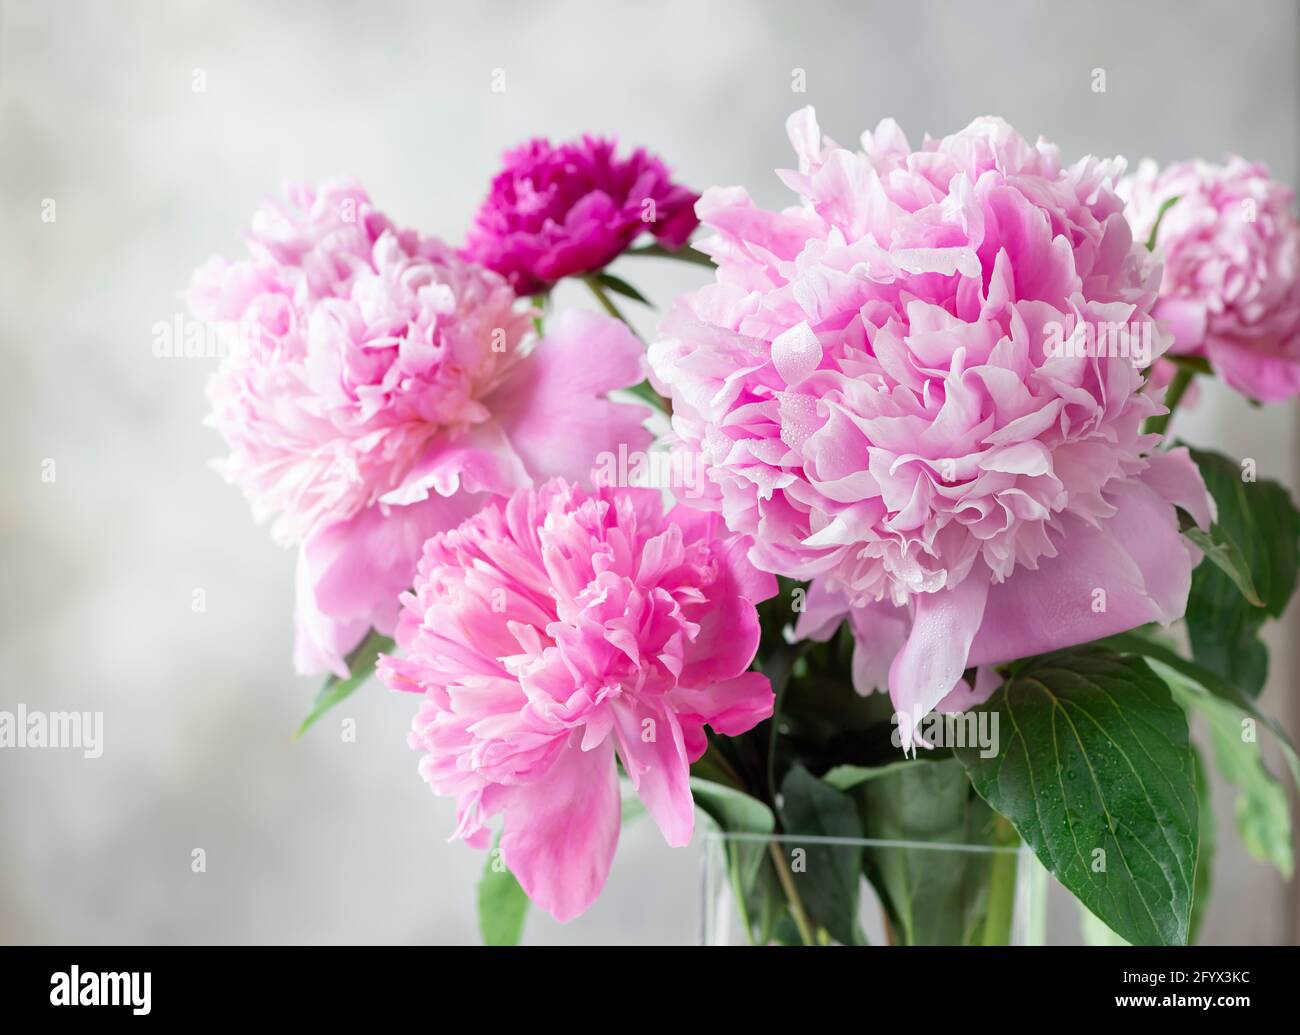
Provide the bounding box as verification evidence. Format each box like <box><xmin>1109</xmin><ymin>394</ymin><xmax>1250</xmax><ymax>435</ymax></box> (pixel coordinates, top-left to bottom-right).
<box><xmin>1122</xmin><ymin>157</ymin><xmax>1300</xmax><ymax>402</ymax></box>
<box><xmin>378</xmin><ymin>479</ymin><xmax>777</xmax><ymax>921</ymax></box>
<box><xmin>192</xmin><ymin>181</ymin><xmax>651</xmax><ymax>676</ymax></box>
<box><xmin>649</xmin><ymin>109</ymin><xmax>1214</xmax><ymax>738</ymax></box>
<box><xmin>461</xmin><ymin>136</ymin><xmax>700</xmax><ymax>295</ymax></box>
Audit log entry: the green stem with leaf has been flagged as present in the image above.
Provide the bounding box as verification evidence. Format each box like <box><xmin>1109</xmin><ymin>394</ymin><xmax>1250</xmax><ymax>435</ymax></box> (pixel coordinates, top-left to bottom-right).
<box><xmin>767</xmin><ymin>841</ymin><xmax>818</xmax><ymax>947</ymax></box>
<box><xmin>980</xmin><ymin>815</ymin><xmax>1020</xmax><ymax>945</ymax></box>
<box><xmin>582</xmin><ymin>275</ymin><xmax>671</xmax><ymax>415</ymax></box>
<box><xmin>624</xmin><ymin>241</ymin><xmax>715</xmax><ymax>267</ymax></box>
<box><xmin>584</xmin><ymin>274</ymin><xmax>628</xmax><ymax>323</ymax></box>
<box><xmin>295</xmin><ymin>628</ymin><xmax>393</xmax><ymax>737</ymax></box>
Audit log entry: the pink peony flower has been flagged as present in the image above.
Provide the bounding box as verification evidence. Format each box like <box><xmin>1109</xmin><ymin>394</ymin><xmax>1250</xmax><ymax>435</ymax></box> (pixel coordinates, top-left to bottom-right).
<box><xmin>1122</xmin><ymin>157</ymin><xmax>1300</xmax><ymax>402</ymax></box>
<box><xmin>378</xmin><ymin>479</ymin><xmax>777</xmax><ymax>921</ymax></box>
<box><xmin>649</xmin><ymin>109</ymin><xmax>1214</xmax><ymax>738</ymax></box>
<box><xmin>193</xmin><ymin>181</ymin><xmax>652</xmax><ymax>676</ymax></box>
<box><xmin>462</xmin><ymin>137</ymin><xmax>700</xmax><ymax>295</ymax></box>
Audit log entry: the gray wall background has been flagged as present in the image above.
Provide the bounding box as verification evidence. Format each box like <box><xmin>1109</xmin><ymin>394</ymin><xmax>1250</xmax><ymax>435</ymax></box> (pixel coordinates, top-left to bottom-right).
<box><xmin>2</xmin><ymin>0</ymin><xmax>1297</xmax><ymax>944</ymax></box>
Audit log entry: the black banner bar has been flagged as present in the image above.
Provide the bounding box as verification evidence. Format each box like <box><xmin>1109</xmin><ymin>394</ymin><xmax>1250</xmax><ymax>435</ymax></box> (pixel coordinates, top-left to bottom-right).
<box><xmin>0</xmin><ymin>945</ymin><xmax>1289</xmax><ymax>1021</ymax></box>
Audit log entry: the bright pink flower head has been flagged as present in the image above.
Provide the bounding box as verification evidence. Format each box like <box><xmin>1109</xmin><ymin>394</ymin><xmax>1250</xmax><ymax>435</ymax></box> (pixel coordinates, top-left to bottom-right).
<box><xmin>650</xmin><ymin>109</ymin><xmax>1214</xmax><ymax>735</ymax></box>
<box><xmin>193</xmin><ymin>182</ymin><xmax>651</xmax><ymax>676</ymax></box>
<box><xmin>379</xmin><ymin>479</ymin><xmax>777</xmax><ymax>921</ymax></box>
<box><xmin>1122</xmin><ymin>157</ymin><xmax>1300</xmax><ymax>402</ymax></box>
<box><xmin>462</xmin><ymin>136</ymin><xmax>700</xmax><ymax>295</ymax></box>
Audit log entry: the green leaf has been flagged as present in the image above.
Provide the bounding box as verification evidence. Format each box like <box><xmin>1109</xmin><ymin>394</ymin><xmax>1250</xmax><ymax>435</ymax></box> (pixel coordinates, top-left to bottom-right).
<box><xmin>691</xmin><ymin>777</ymin><xmax>775</xmax><ymax>841</ymax></box>
<box><xmin>777</xmin><ymin>764</ymin><xmax>865</xmax><ymax>946</ymax></box>
<box><xmin>294</xmin><ymin>629</ymin><xmax>394</xmax><ymax>737</ymax></box>
<box><xmin>1167</xmin><ymin>354</ymin><xmax>1213</xmax><ymax>376</ymax></box>
<box><xmin>690</xmin><ymin>777</ymin><xmax>778</xmax><ymax>945</ymax></box>
<box><xmin>477</xmin><ymin>835</ymin><xmax>529</xmax><ymax>946</ymax></box>
<box><xmin>823</xmin><ymin>759</ymin><xmax>924</xmax><ymax>791</ymax></box>
<box><xmin>595</xmin><ymin>271</ymin><xmax>654</xmax><ymax>308</ymax></box>
<box><xmin>1163</xmin><ymin>668</ymin><xmax>1292</xmax><ymax>879</ymax></box>
<box><xmin>1103</xmin><ymin>629</ymin><xmax>1300</xmax><ymax>791</ymax></box>
<box><xmin>1183</xmin><ymin>446</ymin><xmax>1300</xmax><ymax>696</ymax></box>
<box><xmin>857</xmin><ymin>756</ymin><xmax>1012</xmax><ymax>945</ymax></box>
<box><xmin>1179</xmin><ymin>514</ymin><xmax>1264</xmax><ymax>606</ymax></box>
<box><xmin>1070</xmin><ymin>738</ymin><xmax>1205</xmax><ymax>947</ymax></box>
<box><xmin>624</xmin><ymin>241</ymin><xmax>715</xmax><ymax>267</ymax></box>
<box><xmin>954</xmin><ymin>647</ymin><xmax>1198</xmax><ymax>946</ymax></box>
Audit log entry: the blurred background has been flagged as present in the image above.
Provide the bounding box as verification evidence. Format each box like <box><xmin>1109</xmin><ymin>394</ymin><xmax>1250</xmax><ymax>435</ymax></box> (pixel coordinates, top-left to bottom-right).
<box><xmin>2</xmin><ymin>0</ymin><xmax>1297</xmax><ymax>944</ymax></box>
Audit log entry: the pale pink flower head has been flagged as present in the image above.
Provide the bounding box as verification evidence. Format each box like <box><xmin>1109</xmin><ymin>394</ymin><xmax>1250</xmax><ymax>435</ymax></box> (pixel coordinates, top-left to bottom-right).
<box><xmin>650</xmin><ymin>109</ymin><xmax>1213</xmax><ymax>736</ymax></box>
<box><xmin>379</xmin><ymin>479</ymin><xmax>777</xmax><ymax>921</ymax></box>
<box><xmin>193</xmin><ymin>182</ymin><xmax>651</xmax><ymax>676</ymax></box>
<box><xmin>462</xmin><ymin>137</ymin><xmax>700</xmax><ymax>295</ymax></box>
<box><xmin>1122</xmin><ymin>157</ymin><xmax>1300</xmax><ymax>402</ymax></box>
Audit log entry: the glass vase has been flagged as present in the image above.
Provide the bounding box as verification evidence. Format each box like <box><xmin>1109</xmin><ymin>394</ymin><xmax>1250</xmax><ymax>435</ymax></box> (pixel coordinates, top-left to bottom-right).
<box><xmin>699</xmin><ymin>832</ymin><xmax>1053</xmax><ymax>946</ymax></box>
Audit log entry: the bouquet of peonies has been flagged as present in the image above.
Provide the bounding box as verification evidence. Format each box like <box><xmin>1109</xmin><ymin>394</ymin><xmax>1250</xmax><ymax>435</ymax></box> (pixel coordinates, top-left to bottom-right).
<box><xmin>192</xmin><ymin>109</ymin><xmax>1300</xmax><ymax>945</ymax></box>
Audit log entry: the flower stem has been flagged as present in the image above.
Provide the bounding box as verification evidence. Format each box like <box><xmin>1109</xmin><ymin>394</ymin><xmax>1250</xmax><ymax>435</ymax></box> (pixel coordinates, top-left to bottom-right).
<box><xmin>981</xmin><ymin>815</ymin><xmax>1020</xmax><ymax>945</ymax></box>
<box><xmin>1145</xmin><ymin>367</ymin><xmax>1195</xmax><ymax>439</ymax></box>
<box><xmin>583</xmin><ymin>275</ymin><xmax>672</xmax><ymax>416</ymax></box>
<box><xmin>1145</xmin><ymin>195</ymin><xmax>1181</xmax><ymax>252</ymax></box>
<box><xmin>625</xmin><ymin>242</ymin><xmax>715</xmax><ymax>267</ymax></box>
<box><xmin>767</xmin><ymin>840</ymin><xmax>818</xmax><ymax>947</ymax></box>
<box><xmin>583</xmin><ymin>274</ymin><xmax>629</xmax><ymax>324</ymax></box>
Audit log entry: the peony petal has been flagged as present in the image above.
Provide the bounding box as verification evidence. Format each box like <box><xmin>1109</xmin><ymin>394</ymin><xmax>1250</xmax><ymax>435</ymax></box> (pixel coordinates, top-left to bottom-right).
<box><xmin>487</xmin><ymin>310</ymin><xmax>653</xmax><ymax>486</ymax></box>
<box><xmin>847</xmin><ymin>597</ymin><xmax>912</xmax><ymax>695</ymax></box>
<box><xmin>1207</xmin><ymin>337</ymin><xmax>1300</xmax><ymax>404</ymax></box>
<box><xmin>1154</xmin><ymin>298</ymin><xmax>1208</xmax><ymax>354</ymax></box>
<box><xmin>771</xmin><ymin>321</ymin><xmax>823</xmax><ymax>385</ymax></box>
<box><xmin>379</xmin><ymin>423</ymin><xmax>529</xmax><ymax>505</ymax></box>
<box><xmin>292</xmin><ymin>545</ymin><xmax>369</xmax><ymax>679</ymax></box>
<box><xmin>1142</xmin><ymin>447</ymin><xmax>1215</xmax><ymax>530</ymax></box>
<box><xmin>292</xmin><ymin>491</ymin><xmax>488</xmax><ymax>677</ymax></box>
<box><xmin>669</xmin><ymin>670</ymin><xmax>774</xmax><ymax>741</ymax></box>
<box><xmin>968</xmin><ymin>472</ymin><xmax>1199</xmax><ymax>667</ymax></box>
<box><xmin>499</xmin><ymin>735</ymin><xmax>620</xmax><ymax>923</ymax></box>
<box><xmin>887</xmin><ymin>576</ymin><xmax>989</xmax><ymax>747</ymax></box>
<box><xmin>612</xmin><ymin>701</ymin><xmax>695</xmax><ymax>847</ymax></box>
<box><xmin>935</xmin><ymin>666</ymin><xmax>1001</xmax><ymax>713</ymax></box>
<box><xmin>309</xmin><ymin>493</ymin><xmax>487</xmax><ymax>627</ymax></box>
<box><xmin>793</xmin><ymin>578</ymin><xmax>851</xmax><ymax>641</ymax></box>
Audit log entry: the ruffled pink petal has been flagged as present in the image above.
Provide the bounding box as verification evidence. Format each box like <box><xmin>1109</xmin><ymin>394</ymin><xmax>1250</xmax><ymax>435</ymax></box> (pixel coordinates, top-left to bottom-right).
<box><xmin>1141</xmin><ymin>447</ymin><xmax>1215</xmax><ymax>530</ymax></box>
<box><xmin>678</xmin><ymin>578</ymin><xmax>764</xmax><ymax>687</ymax></box>
<box><xmin>888</xmin><ymin>576</ymin><xmax>990</xmax><ymax>746</ymax></box>
<box><xmin>292</xmin><ymin>491</ymin><xmax>487</xmax><ymax>676</ymax></box>
<box><xmin>379</xmin><ymin>422</ymin><xmax>530</xmax><ymax>506</ymax></box>
<box><xmin>935</xmin><ymin>666</ymin><xmax>1001</xmax><ymax>713</ymax></box>
<box><xmin>1207</xmin><ymin>338</ymin><xmax>1300</xmax><ymax>404</ymax></box>
<box><xmin>793</xmin><ymin>578</ymin><xmax>852</xmax><ymax>642</ymax></box>
<box><xmin>668</xmin><ymin>506</ymin><xmax>779</xmax><ymax>604</ymax></box>
<box><xmin>499</xmin><ymin>735</ymin><xmax>620</xmax><ymax>923</ymax></box>
<box><xmin>670</xmin><ymin>671</ymin><xmax>775</xmax><ymax>742</ymax></box>
<box><xmin>293</xmin><ymin>546</ymin><xmax>370</xmax><ymax>679</ymax></box>
<box><xmin>612</xmin><ymin>700</ymin><xmax>695</xmax><ymax>847</ymax></box>
<box><xmin>847</xmin><ymin>597</ymin><xmax>912</xmax><ymax>696</ymax></box>
<box><xmin>486</xmin><ymin>310</ymin><xmax>653</xmax><ymax>486</ymax></box>
<box><xmin>968</xmin><ymin>480</ymin><xmax>1198</xmax><ymax>668</ymax></box>
<box><xmin>794</xmin><ymin>580</ymin><xmax>910</xmax><ymax>695</ymax></box>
